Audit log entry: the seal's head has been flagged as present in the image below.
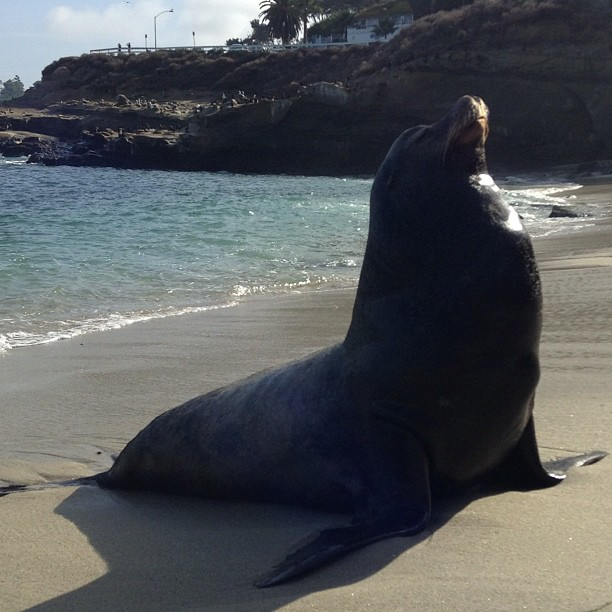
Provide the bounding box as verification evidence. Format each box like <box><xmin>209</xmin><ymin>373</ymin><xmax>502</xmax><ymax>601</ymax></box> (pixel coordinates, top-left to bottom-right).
<box><xmin>440</xmin><ymin>95</ymin><xmax>489</xmax><ymax>174</ymax></box>
<box><xmin>376</xmin><ymin>95</ymin><xmax>491</xmax><ymax>204</ymax></box>
<box><xmin>356</xmin><ymin>95</ymin><xmax>522</xmax><ymax>300</ymax></box>
<box><xmin>348</xmin><ymin>95</ymin><xmax>536</xmax><ymax>372</ymax></box>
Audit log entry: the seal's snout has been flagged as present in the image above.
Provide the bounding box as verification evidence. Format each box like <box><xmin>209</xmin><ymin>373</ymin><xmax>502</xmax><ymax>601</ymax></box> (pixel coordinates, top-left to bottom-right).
<box><xmin>456</xmin><ymin>115</ymin><xmax>489</xmax><ymax>146</ymax></box>
<box><xmin>445</xmin><ymin>96</ymin><xmax>489</xmax><ymax>146</ymax></box>
<box><xmin>443</xmin><ymin>95</ymin><xmax>490</xmax><ymax>172</ymax></box>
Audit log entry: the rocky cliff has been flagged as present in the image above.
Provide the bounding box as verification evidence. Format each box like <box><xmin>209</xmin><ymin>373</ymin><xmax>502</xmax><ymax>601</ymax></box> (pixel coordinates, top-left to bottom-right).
<box><xmin>2</xmin><ymin>0</ymin><xmax>611</xmax><ymax>175</ymax></box>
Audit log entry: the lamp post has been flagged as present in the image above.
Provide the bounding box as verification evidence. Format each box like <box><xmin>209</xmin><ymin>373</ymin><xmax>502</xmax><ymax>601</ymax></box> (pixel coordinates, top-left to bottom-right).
<box><xmin>154</xmin><ymin>9</ymin><xmax>173</xmax><ymax>50</ymax></box>
<box><xmin>192</xmin><ymin>31</ymin><xmax>196</xmax><ymax>49</ymax></box>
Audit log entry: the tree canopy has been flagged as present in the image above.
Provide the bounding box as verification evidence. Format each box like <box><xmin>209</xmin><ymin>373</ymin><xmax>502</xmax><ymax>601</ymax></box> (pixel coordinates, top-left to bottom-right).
<box><xmin>0</xmin><ymin>76</ymin><xmax>24</xmax><ymax>101</ymax></box>
<box><xmin>308</xmin><ymin>8</ymin><xmax>355</xmax><ymax>40</ymax></box>
<box><xmin>252</xmin><ymin>0</ymin><xmax>477</xmax><ymax>45</ymax></box>
<box><xmin>259</xmin><ymin>0</ymin><xmax>303</xmax><ymax>44</ymax></box>
<box><xmin>294</xmin><ymin>0</ymin><xmax>324</xmax><ymax>43</ymax></box>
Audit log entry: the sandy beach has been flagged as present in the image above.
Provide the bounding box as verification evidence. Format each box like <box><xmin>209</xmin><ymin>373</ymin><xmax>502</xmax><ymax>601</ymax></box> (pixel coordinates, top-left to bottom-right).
<box><xmin>1</xmin><ymin>185</ymin><xmax>611</xmax><ymax>611</ymax></box>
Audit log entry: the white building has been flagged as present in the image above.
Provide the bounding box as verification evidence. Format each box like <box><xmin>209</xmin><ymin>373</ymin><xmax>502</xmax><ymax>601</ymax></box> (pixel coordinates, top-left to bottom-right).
<box><xmin>346</xmin><ymin>13</ymin><xmax>413</xmax><ymax>44</ymax></box>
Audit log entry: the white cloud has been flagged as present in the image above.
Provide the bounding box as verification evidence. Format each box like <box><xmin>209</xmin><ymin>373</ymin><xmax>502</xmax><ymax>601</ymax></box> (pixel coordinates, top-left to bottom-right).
<box><xmin>182</xmin><ymin>0</ymin><xmax>256</xmax><ymax>43</ymax></box>
<box><xmin>46</xmin><ymin>0</ymin><xmax>257</xmax><ymax>49</ymax></box>
<box><xmin>47</xmin><ymin>4</ymin><xmax>139</xmax><ymax>42</ymax></box>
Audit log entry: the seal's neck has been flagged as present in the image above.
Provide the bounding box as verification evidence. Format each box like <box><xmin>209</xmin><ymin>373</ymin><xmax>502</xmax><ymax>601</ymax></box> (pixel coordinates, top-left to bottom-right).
<box><xmin>344</xmin><ymin>240</ymin><xmax>417</xmax><ymax>351</ymax></box>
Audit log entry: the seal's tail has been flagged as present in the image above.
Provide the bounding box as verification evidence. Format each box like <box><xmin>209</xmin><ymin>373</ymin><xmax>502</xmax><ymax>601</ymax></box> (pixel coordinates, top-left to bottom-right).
<box><xmin>0</xmin><ymin>473</ymin><xmax>107</xmax><ymax>497</ymax></box>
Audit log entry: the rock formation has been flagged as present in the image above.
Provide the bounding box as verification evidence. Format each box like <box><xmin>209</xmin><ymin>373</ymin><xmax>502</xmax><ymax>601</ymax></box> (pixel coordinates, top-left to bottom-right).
<box><xmin>1</xmin><ymin>0</ymin><xmax>611</xmax><ymax>175</ymax></box>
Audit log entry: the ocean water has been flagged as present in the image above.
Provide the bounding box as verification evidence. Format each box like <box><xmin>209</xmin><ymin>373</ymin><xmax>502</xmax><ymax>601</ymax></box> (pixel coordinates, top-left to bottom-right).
<box><xmin>0</xmin><ymin>157</ymin><xmax>604</xmax><ymax>353</ymax></box>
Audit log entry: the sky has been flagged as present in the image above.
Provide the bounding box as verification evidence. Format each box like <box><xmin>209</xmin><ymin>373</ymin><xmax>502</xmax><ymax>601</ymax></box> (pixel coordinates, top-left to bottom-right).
<box><xmin>1</xmin><ymin>0</ymin><xmax>260</xmax><ymax>88</ymax></box>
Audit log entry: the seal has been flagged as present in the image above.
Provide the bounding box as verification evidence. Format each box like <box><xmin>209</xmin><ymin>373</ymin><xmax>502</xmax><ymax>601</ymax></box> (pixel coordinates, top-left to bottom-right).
<box><xmin>1</xmin><ymin>96</ymin><xmax>606</xmax><ymax>587</ymax></box>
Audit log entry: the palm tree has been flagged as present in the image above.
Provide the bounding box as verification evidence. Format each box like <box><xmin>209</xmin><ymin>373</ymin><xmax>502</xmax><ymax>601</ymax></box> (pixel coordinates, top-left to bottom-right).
<box><xmin>259</xmin><ymin>0</ymin><xmax>302</xmax><ymax>44</ymax></box>
<box><xmin>294</xmin><ymin>0</ymin><xmax>323</xmax><ymax>44</ymax></box>
<box><xmin>308</xmin><ymin>9</ymin><xmax>355</xmax><ymax>43</ymax></box>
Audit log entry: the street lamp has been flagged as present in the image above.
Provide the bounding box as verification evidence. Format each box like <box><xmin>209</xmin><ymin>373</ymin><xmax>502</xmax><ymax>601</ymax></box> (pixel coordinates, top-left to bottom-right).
<box><xmin>154</xmin><ymin>9</ymin><xmax>173</xmax><ymax>50</ymax></box>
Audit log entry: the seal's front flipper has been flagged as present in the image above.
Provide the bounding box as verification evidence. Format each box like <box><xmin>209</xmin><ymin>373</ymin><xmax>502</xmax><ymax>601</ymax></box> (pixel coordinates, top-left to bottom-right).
<box><xmin>256</xmin><ymin>424</ymin><xmax>431</xmax><ymax>588</ymax></box>
<box><xmin>544</xmin><ymin>450</ymin><xmax>607</xmax><ymax>475</ymax></box>
<box><xmin>485</xmin><ymin>415</ymin><xmax>607</xmax><ymax>491</ymax></box>
<box><xmin>485</xmin><ymin>416</ymin><xmax>563</xmax><ymax>490</ymax></box>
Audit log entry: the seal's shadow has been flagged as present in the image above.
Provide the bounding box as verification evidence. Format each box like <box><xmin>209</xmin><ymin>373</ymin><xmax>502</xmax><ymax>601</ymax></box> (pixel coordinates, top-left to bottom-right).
<box><xmin>29</xmin><ymin>486</ymin><xmax>476</xmax><ymax>611</ymax></box>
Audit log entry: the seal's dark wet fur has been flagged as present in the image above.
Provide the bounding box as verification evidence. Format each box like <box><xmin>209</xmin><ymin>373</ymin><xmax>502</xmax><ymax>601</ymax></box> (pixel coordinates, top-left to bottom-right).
<box><xmin>2</xmin><ymin>96</ymin><xmax>606</xmax><ymax>586</ymax></box>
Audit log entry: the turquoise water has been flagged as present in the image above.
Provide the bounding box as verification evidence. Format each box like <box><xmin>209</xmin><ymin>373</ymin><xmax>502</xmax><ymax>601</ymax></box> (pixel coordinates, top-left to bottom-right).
<box><xmin>0</xmin><ymin>158</ymin><xmax>601</xmax><ymax>352</ymax></box>
<box><xmin>1</xmin><ymin>160</ymin><xmax>370</xmax><ymax>351</ymax></box>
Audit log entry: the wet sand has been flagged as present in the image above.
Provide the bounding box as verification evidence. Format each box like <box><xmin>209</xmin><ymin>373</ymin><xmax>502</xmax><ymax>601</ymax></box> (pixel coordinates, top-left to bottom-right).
<box><xmin>1</xmin><ymin>186</ymin><xmax>611</xmax><ymax>611</ymax></box>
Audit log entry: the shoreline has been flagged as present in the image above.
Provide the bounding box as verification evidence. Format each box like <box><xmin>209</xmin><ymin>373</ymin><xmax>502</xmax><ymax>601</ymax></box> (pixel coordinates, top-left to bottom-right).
<box><xmin>1</xmin><ymin>178</ymin><xmax>610</xmax><ymax>356</ymax></box>
<box><xmin>1</xmin><ymin>193</ymin><xmax>611</xmax><ymax>609</ymax></box>
<box><xmin>0</xmin><ymin>287</ymin><xmax>357</xmax><ymax>474</ymax></box>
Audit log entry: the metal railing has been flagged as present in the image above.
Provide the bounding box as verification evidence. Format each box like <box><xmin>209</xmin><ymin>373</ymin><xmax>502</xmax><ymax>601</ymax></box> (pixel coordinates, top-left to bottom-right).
<box><xmin>89</xmin><ymin>42</ymin><xmax>364</xmax><ymax>55</ymax></box>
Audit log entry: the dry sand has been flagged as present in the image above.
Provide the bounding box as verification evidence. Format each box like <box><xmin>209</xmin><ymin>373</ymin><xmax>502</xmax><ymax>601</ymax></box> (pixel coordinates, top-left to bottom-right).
<box><xmin>1</xmin><ymin>187</ymin><xmax>611</xmax><ymax>611</ymax></box>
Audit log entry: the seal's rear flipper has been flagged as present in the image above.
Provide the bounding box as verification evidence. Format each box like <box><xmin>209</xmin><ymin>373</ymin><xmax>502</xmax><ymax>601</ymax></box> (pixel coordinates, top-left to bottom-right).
<box><xmin>485</xmin><ymin>416</ymin><xmax>607</xmax><ymax>491</ymax></box>
<box><xmin>255</xmin><ymin>511</ymin><xmax>429</xmax><ymax>588</ymax></box>
<box><xmin>256</xmin><ymin>422</ymin><xmax>432</xmax><ymax>587</ymax></box>
<box><xmin>0</xmin><ymin>473</ymin><xmax>106</xmax><ymax>498</ymax></box>
<box><xmin>0</xmin><ymin>484</ymin><xmax>28</xmax><ymax>497</ymax></box>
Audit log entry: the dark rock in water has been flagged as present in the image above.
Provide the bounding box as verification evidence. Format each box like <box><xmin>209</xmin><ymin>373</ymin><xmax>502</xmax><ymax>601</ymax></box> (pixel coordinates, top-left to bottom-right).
<box><xmin>0</xmin><ymin>135</ymin><xmax>50</xmax><ymax>157</ymax></box>
<box><xmin>574</xmin><ymin>160</ymin><xmax>612</xmax><ymax>177</ymax></box>
<box><xmin>116</xmin><ymin>94</ymin><xmax>131</xmax><ymax>107</ymax></box>
<box><xmin>22</xmin><ymin>136</ymin><xmax>43</xmax><ymax>144</ymax></box>
<box><xmin>26</xmin><ymin>125</ymin><xmax>187</xmax><ymax>170</ymax></box>
<box><xmin>1</xmin><ymin>143</ymin><xmax>33</xmax><ymax>157</ymax></box>
<box><xmin>549</xmin><ymin>205</ymin><xmax>580</xmax><ymax>218</ymax></box>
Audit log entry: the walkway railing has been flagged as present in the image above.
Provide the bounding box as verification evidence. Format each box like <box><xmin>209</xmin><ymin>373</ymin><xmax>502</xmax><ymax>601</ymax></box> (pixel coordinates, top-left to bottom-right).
<box><xmin>89</xmin><ymin>42</ymin><xmax>360</xmax><ymax>55</ymax></box>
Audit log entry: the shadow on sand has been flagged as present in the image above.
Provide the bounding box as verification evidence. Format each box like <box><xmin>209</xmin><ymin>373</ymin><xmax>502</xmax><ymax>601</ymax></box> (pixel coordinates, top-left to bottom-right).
<box><xmin>27</xmin><ymin>486</ymin><xmax>476</xmax><ymax>611</ymax></box>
